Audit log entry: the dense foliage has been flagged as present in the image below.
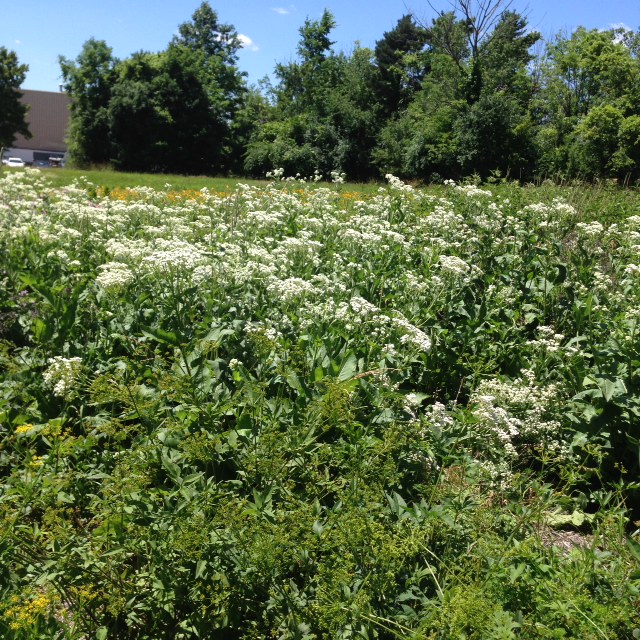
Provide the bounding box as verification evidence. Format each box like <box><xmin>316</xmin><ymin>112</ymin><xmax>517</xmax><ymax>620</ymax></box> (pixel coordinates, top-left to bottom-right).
<box><xmin>57</xmin><ymin>1</ymin><xmax>640</xmax><ymax>182</ymax></box>
<box><xmin>0</xmin><ymin>47</ymin><xmax>30</xmax><ymax>152</ymax></box>
<box><xmin>59</xmin><ymin>3</ymin><xmax>246</xmax><ymax>174</ymax></box>
<box><xmin>1</xmin><ymin>169</ymin><xmax>639</xmax><ymax>638</ymax></box>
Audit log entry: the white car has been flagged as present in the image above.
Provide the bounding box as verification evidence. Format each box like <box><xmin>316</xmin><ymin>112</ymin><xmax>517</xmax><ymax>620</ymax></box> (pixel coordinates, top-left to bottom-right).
<box><xmin>2</xmin><ymin>157</ymin><xmax>26</xmax><ymax>167</ymax></box>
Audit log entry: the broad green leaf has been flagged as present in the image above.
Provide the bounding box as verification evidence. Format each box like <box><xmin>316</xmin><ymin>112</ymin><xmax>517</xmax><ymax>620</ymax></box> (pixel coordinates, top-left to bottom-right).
<box><xmin>141</xmin><ymin>325</ymin><xmax>182</xmax><ymax>346</ymax></box>
<box><xmin>195</xmin><ymin>560</ymin><xmax>207</xmax><ymax>579</ymax></box>
<box><xmin>337</xmin><ymin>353</ymin><xmax>357</xmax><ymax>381</ymax></box>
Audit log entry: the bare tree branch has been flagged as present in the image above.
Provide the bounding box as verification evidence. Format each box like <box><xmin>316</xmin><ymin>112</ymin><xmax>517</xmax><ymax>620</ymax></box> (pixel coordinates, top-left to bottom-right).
<box><xmin>412</xmin><ymin>0</ymin><xmax>514</xmax><ymax>58</ymax></box>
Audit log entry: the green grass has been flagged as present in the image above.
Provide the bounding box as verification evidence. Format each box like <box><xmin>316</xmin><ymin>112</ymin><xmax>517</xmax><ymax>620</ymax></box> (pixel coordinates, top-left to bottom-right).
<box><xmin>5</xmin><ymin>167</ymin><xmax>640</xmax><ymax>222</ymax></box>
<box><xmin>2</xmin><ymin>166</ymin><xmax>388</xmax><ymax>194</ymax></box>
<box><xmin>14</xmin><ymin>167</ymin><xmax>271</xmax><ymax>191</ymax></box>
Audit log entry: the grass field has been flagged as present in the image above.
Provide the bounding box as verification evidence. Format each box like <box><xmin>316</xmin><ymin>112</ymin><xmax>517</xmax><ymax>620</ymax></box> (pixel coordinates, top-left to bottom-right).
<box><xmin>4</xmin><ymin>165</ymin><xmax>639</xmax><ymax>222</ymax></box>
<box><xmin>0</xmin><ymin>168</ymin><xmax>639</xmax><ymax>638</ymax></box>
<box><xmin>4</xmin><ymin>166</ymin><xmax>272</xmax><ymax>192</ymax></box>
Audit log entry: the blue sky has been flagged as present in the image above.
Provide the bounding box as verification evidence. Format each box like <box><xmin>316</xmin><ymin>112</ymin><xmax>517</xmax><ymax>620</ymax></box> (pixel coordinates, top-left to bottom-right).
<box><xmin>2</xmin><ymin>0</ymin><xmax>640</xmax><ymax>92</ymax></box>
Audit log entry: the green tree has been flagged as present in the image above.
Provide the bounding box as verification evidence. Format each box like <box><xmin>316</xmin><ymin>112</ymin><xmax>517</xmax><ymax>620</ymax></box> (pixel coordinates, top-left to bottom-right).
<box><xmin>374</xmin><ymin>3</ymin><xmax>540</xmax><ymax>180</ymax></box>
<box><xmin>107</xmin><ymin>44</ymin><xmax>231</xmax><ymax>174</ymax></box>
<box><xmin>479</xmin><ymin>11</ymin><xmax>540</xmax><ymax>101</ymax></box>
<box><xmin>0</xmin><ymin>47</ymin><xmax>30</xmax><ymax>155</ymax></box>
<box><xmin>60</xmin><ymin>3</ymin><xmax>246</xmax><ymax>174</ymax></box>
<box><xmin>422</xmin><ymin>0</ymin><xmax>517</xmax><ymax>103</ymax></box>
<box><xmin>535</xmin><ymin>26</ymin><xmax>640</xmax><ymax>178</ymax></box>
<box><xmin>230</xmin><ymin>84</ymin><xmax>273</xmax><ymax>174</ymax></box>
<box><xmin>167</xmin><ymin>2</ymin><xmax>247</xmax><ymax>172</ymax></box>
<box><xmin>173</xmin><ymin>1</ymin><xmax>239</xmax><ymax>59</ymax></box>
<box><xmin>246</xmin><ymin>10</ymin><xmax>381</xmax><ymax>181</ymax></box>
<box><xmin>106</xmin><ymin>52</ymin><xmax>168</xmax><ymax>172</ymax></box>
<box><xmin>274</xmin><ymin>9</ymin><xmax>337</xmax><ymax>115</ymax></box>
<box><xmin>59</xmin><ymin>39</ymin><xmax>117</xmax><ymax>167</ymax></box>
<box><xmin>373</xmin><ymin>15</ymin><xmax>428</xmax><ymax>116</ymax></box>
<box><xmin>455</xmin><ymin>92</ymin><xmax>535</xmax><ymax>177</ymax></box>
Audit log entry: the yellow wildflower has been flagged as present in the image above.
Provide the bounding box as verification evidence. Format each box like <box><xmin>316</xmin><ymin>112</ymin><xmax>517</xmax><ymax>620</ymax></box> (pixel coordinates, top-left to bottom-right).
<box><xmin>29</xmin><ymin>455</ymin><xmax>45</xmax><ymax>469</ymax></box>
<box><xmin>14</xmin><ymin>424</ymin><xmax>34</xmax><ymax>435</ymax></box>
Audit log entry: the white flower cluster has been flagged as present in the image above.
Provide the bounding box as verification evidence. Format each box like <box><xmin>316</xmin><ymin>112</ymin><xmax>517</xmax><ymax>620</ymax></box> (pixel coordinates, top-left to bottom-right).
<box><xmin>444</xmin><ymin>179</ymin><xmax>492</xmax><ymax>198</ymax></box>
<box><xmin>141</xmin><ymin>238</ymin><xmax>207</xmax><ymax>273</ymax></box>
<box><xmin>575</xmin><ymin>221</ymin><xmax>604</xmax><ymax>238</ymax></box>
<box><xmin>438</xmin><ymin>255</ymin><xmax>478</xmax><ymax>280</ymax></box>
<box><xmin>266</xmin><ymin>168</ymin><xmax>285</xmax><ymax>180</ymax></box>
<box><xmin>266</xmin><ymin>277</ymin><xmax>319</xmax><ymax>302</ymax></box>
<box><xmin>330</xmin><ymin>170</ymin><xmax>346</xmax><ymax>184</ymax></box>
<box><xmin>393</xmin><ymin>316</ymin><xmax>432</xmax><ymax>352</ymax></box>
<box><xmin>470</xmin><ymin>369</ymin><xmax>565</xmax><ymax>460</ymax></box>
<box><xmin>526</xmin><ymin>325</ymin><xmax>566</xmax><ymax>354</ymax></box>
<box><xmin>96</xmin><ymin>262</ymin><xmax>135</xmax><ymax>291</ymax></box>
<box><xmin>43</xmin><ymin>356</ymin><xmax>83</xmax><ymax>398</ymax></box>
<box><xmin>385</xmin><ymin>173</ymin><xmax>415</xmax><ymax>193</ymax></box>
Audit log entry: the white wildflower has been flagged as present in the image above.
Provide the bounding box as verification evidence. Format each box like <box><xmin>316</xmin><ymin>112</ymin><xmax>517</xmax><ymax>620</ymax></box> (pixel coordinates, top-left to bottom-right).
<box><xmin>43</xmin><ymin>356</ymin><xmax>83</xmax><ymax>398</ymax></box>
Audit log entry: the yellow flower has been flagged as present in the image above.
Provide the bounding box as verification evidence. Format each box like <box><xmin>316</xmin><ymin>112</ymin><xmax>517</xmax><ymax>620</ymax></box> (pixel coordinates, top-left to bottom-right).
<box><xmin>4</xmin><ymin>592</ymin><xmax>52</xmax><ymax>630</ymax></box>
<box><xmin>14</xmin><ymin>424</ymin><xmax>34</xmax><ymax>435</ymax></box>
<box><xmin>29</xmin><ymin>455</ymin><xmax>45</xmax><ymax>469</ymax></box>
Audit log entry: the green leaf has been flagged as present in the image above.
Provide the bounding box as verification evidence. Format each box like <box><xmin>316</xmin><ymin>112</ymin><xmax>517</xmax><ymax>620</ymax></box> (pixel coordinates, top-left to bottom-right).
<box><xmin>20</xmin><ymin>274</ymin><xmax>56</xmax><ymax>308</ymax></box>
<box><xmin>161</xmin><ymin>453</ymin><xmax>181</xmax><ymax>480</ymax></box>
<box><xmin>583</xmin><ymin>374</ymin><xmax>627</xmax><ymax>402</ymax></box>
<box><xmin>195</xmin><ymin>560</ymin><xmax>207</xmax><ymax>579</ymax></box>
<box><xmin>337</xmin><ymin>353</ymin><xmax>357</xmax><ymax>381</ymax></box>
<box><xmin>286</xmin><ymin>370</ymin><xmax>304</xmax><ymax>392</ymax></box>
<box><xmin>201</xmin><ymin>326</ymin><xmax>234</xmax><ymax>344</ymax></box>
<box><xmin>544</xmin><ymin>509</ymin><xmax>593</xmax><ymax>528</ymax></box>
<box><xmin>141</xmin><ymin>325</ymin><xmax>182</xmax><ymax>346</ymax></box>
<box><xmin>33</xmin><ymin>317</ymin><xmax>50</xmax><ymax>342</ymax></box>
<box><xmin>627</xmin><ymin>538</ymin><xmax>640</xmax><ymax>563</ymax></box>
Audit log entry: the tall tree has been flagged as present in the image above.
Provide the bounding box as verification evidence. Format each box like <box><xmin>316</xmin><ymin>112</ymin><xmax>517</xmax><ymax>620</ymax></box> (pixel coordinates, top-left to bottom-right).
<box><xmin>374</xmin><ymin>1</ymin><xmax>540</xmax><ymax>179</ymax></box>
<box><xmin>172</xmin><ymin>2</ymin><xmax>246</xmax><ymax>125</ymax></box>
<box><xmin>106</xmin><ymin>52</ymin><xmax>169</xmax><ymax>172</ymax></box>
<box><xmin>422</xmin><ymin>0</ymin><xmax>522</xmax><ymax>102</ymax></box>
<box><xmin>60</xmin><ymin>3</ymin><xmax>246</xmax><ymax>174</ymax></box>
<box><xmin>479</xmin><ymin>11</ymin><xmax>540</xmax><ymax>100</ymax></box>
<box><xmin>0</xmin><ymin>47</ymin><xmax>30</xmax><ymax>154</ymax></box>
<box><xmin>373</xmin><ymin>15</ymin><xmax>428</xmax><ymax>116</ymax></box>
<box><xmin>59</xmin><ymin>39</ymin><xmax>117</xmax><ymax>166</ymax></box>
<box><xmin>246</xmin><ymin>11</ymin><xmax>382</xmax><ymax>179</ymax></box>
<box><xmin>107</xmin><ymin>44</ymin><xmax>238</xmax><ymax>174</ymax></box>
<box><xmin>170</xmin><ymin>2</ymin><xmax>247</xmax><ymax>172</ymax></box>
<box><xmin>274</xmin><ymin>9</ymin><xmax>337</xmax><ymax>114</ymax></box>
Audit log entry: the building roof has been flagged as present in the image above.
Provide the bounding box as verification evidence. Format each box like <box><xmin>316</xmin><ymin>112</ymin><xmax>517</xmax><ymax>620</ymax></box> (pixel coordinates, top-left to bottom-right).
<box><xmin>13</xmin><ymin>89</ymin><xmax>70</xmax><ymax>153</ymax></box>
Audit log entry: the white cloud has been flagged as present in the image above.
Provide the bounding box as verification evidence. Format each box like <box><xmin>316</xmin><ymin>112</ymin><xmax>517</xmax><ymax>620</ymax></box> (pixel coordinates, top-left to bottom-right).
<box><xmin>610</xmin><ymin>22</ymin><xmax>632</xmax><ymax>32</ymax></box>
<box><xmin>15</xmin><ymin>39</ymin><xmax>21</xmax><ymax>45</ymax></box>
<box><xmin>272</xmin><ymin>7</ymin><xmax>290</xmax><ymax>15</ymax></box>
<box><xmin>238</xmin><ymin>34</ymin><xmax>259</xmax><ymax>52</ymax></box>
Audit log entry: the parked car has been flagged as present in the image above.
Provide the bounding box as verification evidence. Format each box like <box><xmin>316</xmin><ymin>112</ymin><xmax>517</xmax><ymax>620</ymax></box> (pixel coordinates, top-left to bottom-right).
<box><xmin>2</xmin><ymin>157</ymin><xmax>26</xmax><ymax>167</ymax></box>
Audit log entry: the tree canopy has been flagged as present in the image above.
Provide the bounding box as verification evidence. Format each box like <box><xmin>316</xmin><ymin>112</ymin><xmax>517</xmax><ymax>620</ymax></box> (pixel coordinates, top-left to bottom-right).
<box><xmin>0</xmin><ymin>47</ymin><xmax>31</xmax><ymax>152</ymax></box>
<box><xmin>55</xmin><ymin>2</ymin><xmax>640</xmax><ymax>183</ymax></box>
<box><xmin>60</xmin><ymin>2</ymin><xmax>246</xmax><ymax>173</ymax></box>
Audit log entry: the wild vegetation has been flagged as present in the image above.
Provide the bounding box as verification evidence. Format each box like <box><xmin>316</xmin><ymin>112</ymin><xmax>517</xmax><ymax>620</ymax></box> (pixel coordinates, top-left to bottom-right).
<box><xmin>1</xmin><ymin>168</ymin><xmax>639</xmax><ymax>638</ymax></box>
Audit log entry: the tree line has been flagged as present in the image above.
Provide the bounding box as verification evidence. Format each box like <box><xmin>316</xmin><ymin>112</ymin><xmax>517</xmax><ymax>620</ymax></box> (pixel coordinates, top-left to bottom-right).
<box><xmin>4</xmin><ymin>1</ymin><xmax>640</xmax><ymax>182</ymax></box>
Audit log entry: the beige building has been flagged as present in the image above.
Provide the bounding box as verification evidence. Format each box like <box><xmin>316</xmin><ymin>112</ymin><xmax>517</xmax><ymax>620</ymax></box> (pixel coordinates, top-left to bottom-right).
<box><xmin>3</xmin><ymin>89</ymin><xmax>70</xmax><ymax>166</ymax></box>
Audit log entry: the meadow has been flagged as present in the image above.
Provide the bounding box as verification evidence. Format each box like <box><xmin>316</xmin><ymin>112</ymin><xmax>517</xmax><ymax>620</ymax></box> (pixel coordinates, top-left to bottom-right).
<box><xmin>0</xmin><ymin>168</ymin><xmax>639</xmax><ymax>639</ymax></box>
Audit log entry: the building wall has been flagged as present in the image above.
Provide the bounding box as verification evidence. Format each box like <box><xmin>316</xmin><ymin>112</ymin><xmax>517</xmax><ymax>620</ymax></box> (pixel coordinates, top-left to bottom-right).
<box><xmin>11</xmin><ymin>89</ymin><xmax>70</xmax><ymax>154</ymax></box>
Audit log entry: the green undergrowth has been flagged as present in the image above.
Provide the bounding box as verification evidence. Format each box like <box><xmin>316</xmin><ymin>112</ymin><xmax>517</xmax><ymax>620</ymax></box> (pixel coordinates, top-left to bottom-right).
<box><xmin>0</xmin><ymin>170</ymin><xmax>639</xmax><ymax>638</ymax></box>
